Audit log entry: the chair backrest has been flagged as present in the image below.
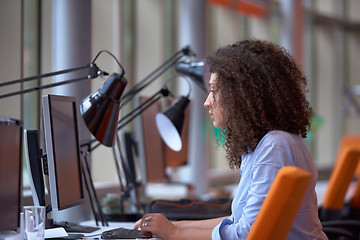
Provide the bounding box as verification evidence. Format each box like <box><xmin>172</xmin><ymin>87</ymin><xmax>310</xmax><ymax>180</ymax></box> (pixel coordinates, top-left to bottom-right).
<box><xmin>320</xmin><ymin>147</ymin><xmax>360</xmax><ymax>220</ymax></box>
<box><xmin>247</xmin><ymin>166</ymin><xmax>311</xmax><ymax>240</ymax></box>
<box><xmin>337</xmin><ymin>135</ymin><xmax>360</xmax><ymax>179</ymax></box>
<box><xmin>337</xmin><ymin>135</ymin><xmax>360</xmax><ymax>212</ymax></box>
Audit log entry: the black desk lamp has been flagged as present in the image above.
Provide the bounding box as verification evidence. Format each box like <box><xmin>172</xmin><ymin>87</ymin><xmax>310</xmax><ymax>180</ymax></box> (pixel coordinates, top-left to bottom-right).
<box><xmin>156</xmin><ymin>95</ymin><xmax>190</xmax><ymax>152</ymax></box>
<box><xmin>81</xmin><ymin>72</ymin><xmax>127</xmax><ymax>147</ymax></box>
<box><xmin>0</xmin><ymin>50</ymin><xmax>127</xmax><ymax>226</ymax></box>
<box><xmin>84</xmin><ymin>46</ymin><xmax>205</xmax><ymax>153</ymax></box>
<box><xmin>77</xmin><ymin>47</ymin><xmax>205</xmax><ymax>222</ymax></box>
<box><xmin>0</xmin><ymin>50</ymin><xmax>127</xmax><ymax>150</ymax></box>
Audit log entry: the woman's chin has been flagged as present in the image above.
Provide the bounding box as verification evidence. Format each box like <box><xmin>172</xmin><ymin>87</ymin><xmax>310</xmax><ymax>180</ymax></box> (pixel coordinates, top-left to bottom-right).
<box><xmin>213</xmin><ymin>122</ymin><xmax>223</xmax><ymax>129</ymax></box>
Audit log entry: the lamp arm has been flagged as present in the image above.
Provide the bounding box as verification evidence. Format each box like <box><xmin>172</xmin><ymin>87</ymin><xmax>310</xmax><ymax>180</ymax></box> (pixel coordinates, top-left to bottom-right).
<box><xmin>0</xmin><ymin>64</ymin><xmax>91</xmax><ymax>88</ymax></box>
<box><xmin>0</xmin><ymin>75</ymin><xmax>90</xmax><ymax>99</ymax></box>
<box><xmin>91</xmin><ymin>50</ymin><xmax>125</xmax><ymax>73</ymax></box>
<box><xmin>115</xmin><ymin>74</ymin><xmax>191</xmax><ymax>146</ymax></box>
<box><xmin>164</xmin><ymin>73</ymin><xmax>192</xmax><ymax>98</ymax></box>
<box><xmin>0</xmin><ymin>49</ymin><xmax>125</xmax><ymax>100</ymax></box>
<box><xmin>0</xmin><ymin>63</ymin><xmax>107</xmax><ymax>100</ymax></box>
<box><xmin>117</xmin><ymin>88</ymin><xmax>170</xmax><ymax>130</ymax></box>
<box><xmin>120</xmin><ymin>46</ymin><xmax>194</xmax><ymax>105</ymax></box>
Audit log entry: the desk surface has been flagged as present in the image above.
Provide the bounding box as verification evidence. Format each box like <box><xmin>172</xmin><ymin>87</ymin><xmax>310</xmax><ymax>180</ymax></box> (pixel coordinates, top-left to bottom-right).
<box><xmin>58</xmin><ymin>220</ymin><xmax>159</xmax><ymax>240</ymax></box>
<box><xmin>81</xmin><ymin>220</ymin><xmax>133</xmax><ymax>238</ymax></box>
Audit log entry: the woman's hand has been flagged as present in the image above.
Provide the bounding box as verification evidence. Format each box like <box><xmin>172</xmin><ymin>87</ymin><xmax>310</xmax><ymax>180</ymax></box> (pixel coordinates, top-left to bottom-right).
<box><xmin>132</xmin><ymin>218</ymin><xmax>142</xmax><ymax>229</ymax></box>
<box><xmin>137</xmin><ymin>213</ymin><xmax>178</xmax><ymax>239</ymax></box>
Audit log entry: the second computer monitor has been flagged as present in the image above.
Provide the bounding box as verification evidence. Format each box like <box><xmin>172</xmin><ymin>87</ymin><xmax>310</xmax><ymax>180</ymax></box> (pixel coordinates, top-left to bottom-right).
<box><xmin>42</xmin><ymin>94</ymin><xmax>84</xmax><ymax>211</ymax></box>
<box><xmin>0</xmin><ymin>118</ymin><xmax>22</xmax><ymax>232</ymax></box>
<box><xmin>24</xmin><ymin>129</ymin><xmax>46</xmax><ymax>207</ymax></box>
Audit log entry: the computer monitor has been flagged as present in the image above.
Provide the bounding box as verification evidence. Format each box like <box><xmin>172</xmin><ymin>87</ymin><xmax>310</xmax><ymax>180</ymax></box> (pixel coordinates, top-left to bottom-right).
<box><xmin>138</xmin><ymin>96</ymin><xmax>168</xmax><ymax>183</ymax></box>
<box><xmin>136</xmin><ymin>96</ymin><xmax>189</xmax><ymax>184</ymax></box>
<box><xmin>42</xmin><ymin>94</ymin><xmax>84</xmax><ymax>211</ymax></box>
<box><xmin>24</xmin><ymin>129</ymin><xmax>46</xmax><ymax>207</ymax></box>
<box><xmin>0</xmin><ymin>118</ymin><xmax>22</xmax><ymax>233</ymax></box>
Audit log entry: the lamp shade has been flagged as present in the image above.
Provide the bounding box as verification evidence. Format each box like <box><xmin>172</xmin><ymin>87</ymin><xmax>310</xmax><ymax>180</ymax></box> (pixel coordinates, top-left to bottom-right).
<box><xmin>80</xmin><ymin>72</ymin><xmax>127</xmax><ymax>147</ymax></box>
<box><xmin>155</xmin><ymin>96</ymin><xmax>190</xmax><ymax>152</ymax></box>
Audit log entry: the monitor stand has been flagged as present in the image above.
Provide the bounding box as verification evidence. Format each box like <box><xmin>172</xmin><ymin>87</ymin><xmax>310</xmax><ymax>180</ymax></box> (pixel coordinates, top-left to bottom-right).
<box><xmin>48</xmin><ymin>219</ymin><xmax>100</xmax><ymax>233</ymax></box>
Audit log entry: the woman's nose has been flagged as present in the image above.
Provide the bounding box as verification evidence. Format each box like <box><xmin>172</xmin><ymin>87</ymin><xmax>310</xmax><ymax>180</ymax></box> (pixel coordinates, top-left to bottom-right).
<box><xmin>204</xmin><ymin>94</ymin><xmax>211</xmax><ymax>108</ymax></box>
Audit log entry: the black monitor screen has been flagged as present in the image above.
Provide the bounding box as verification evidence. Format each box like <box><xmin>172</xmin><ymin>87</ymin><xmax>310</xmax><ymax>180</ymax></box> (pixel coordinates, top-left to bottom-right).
<box><xmin>0</xmin><ymin>118</ymin><xmax>22</xmax><ymax>232</ymax></box>
<box><xmin>42</xmin><ymin>94</ymin><xmax>84</xmax><ymax>211</ymax></box>
<box><xmin>24</xmin><ymin>129</ymin><xmax>45</xmax><ymax>207</ymax></box>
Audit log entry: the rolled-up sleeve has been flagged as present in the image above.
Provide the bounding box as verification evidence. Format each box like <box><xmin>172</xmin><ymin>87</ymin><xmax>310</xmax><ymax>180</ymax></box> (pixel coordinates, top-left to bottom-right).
<box><xmin>212</xmin><ymin>218</ymin><xmax>233</xmax><ymax>239</ymax></box>
<box><xmin>211</xmin><ymin>216</ymin><xmax>252</xmax><ymax>240</ymax></box>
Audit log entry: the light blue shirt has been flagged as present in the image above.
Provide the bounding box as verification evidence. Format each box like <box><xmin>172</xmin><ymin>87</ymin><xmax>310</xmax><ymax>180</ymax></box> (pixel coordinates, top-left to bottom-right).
<box><xmin>212</xmin><ymin>130</ymin><xmax>327</xmax><ymax>240</ymax></box>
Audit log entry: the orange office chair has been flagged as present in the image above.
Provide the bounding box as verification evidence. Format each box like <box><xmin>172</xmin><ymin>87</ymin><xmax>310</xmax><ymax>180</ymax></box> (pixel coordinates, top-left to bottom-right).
<box><xmin>319</xmin><ymin>147</ymin><xmax>360</xmax><ymax>239</ymax></box>
<box><xmin>337</xmin><ymin>135</ymin><xmax>360</xmax><ymax>179</ymax></box>
<box><xmin>336</xmin><ymin>135</ymin><xmax>360</xmax><ymax>220</ymax></box>
<box><xmin>320</xmin><ymin>147</ymin><xmax>360</xmax><ymax>221</ymax></box>
<box><xmin>247</xmin><ymin>166</ymin><xmax>311</xmax><ymax>240</ymax></box>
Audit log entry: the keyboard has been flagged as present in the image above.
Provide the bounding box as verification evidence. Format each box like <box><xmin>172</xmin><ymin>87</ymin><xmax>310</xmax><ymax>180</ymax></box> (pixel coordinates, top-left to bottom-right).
<box><xmin>101</xmin><ymin>227</ymin><xmax>150</xmax><ymax>239</ymax></box>
<box><xmin>53</xmin><ymin>221</ymin><xmax>100</xmax><ymax>233</ymax></box>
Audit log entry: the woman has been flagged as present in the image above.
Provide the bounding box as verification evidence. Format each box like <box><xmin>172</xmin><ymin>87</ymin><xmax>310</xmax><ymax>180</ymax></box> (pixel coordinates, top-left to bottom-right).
<box><xmin>134</xmin><ymin>39</ymin><xmax>327</xmax><ymax>239</ymax></box>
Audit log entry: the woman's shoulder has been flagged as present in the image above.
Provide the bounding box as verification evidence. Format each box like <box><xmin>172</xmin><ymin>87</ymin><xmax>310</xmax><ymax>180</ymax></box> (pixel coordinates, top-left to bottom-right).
<box><xmin>249</xmin><ymin>130</ymin><xmax>309</xmax><ymax>167</ymax></box>
<box><xmin>260</xmin><ymin>130</ymin><xmax>302</xmax><ymax>146</ymax></box>
<box><xmin>254</xmin><ymin>130</ymin><xmax>305</xmax><ymax>155</ymax></box>
<box><xmin>244</xmin><ymin>131</ymin><xmax>306</xmax><ymax>164</ymax></box>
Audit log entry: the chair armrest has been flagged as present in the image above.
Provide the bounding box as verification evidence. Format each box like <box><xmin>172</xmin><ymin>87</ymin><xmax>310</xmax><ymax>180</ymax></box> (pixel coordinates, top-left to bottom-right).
<box><xmin>322</xmin><ymin>226</ymin><xmax>355</xmax><ymax>240</ymax></box>
<box><xmin>322</xmin><ymin>219</ymin><xmax>360</xmax><ymax>238</ymax></box>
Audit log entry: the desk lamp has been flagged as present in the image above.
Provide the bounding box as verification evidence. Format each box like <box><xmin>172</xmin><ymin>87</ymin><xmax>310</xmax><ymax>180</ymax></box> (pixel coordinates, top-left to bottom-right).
<box><xmin>83</xmin><ymin>46</ymin><xmax>205</xmax><ymax>153</ymax></box>
<box><xmin>155</xmin><ymin>60</ymin><xmax>204</xmax><ymax>151</ymax></box>
<box><xmin>156</xmin><ymin>95</ymin><xmax>190</xmax><ymax>152</ymax></box>
<box><xmin>0</xmin><ymin>50</ymin><xmax>127</xmax><ymax>149</ymax></box>
<box><xmin>0</xmin><ymin>50</ymin><xmax>127</xmax><ymax>226</ymax></box>
<box><xmin>77</xmin><ymin>47</ymin><xmax>204</xmax><ymax>222</ymax></box>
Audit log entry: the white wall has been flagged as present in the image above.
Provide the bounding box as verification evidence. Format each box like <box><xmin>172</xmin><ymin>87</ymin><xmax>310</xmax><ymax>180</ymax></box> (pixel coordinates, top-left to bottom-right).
<box><xmin>0</xmin><ymin>0</ymin><xmax>22</xmax><ymax>120</ymax></box>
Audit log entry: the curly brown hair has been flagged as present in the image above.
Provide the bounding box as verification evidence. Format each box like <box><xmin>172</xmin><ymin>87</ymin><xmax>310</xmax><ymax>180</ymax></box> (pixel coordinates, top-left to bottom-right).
<box><xmin>206</xmin><ymin>39</ymin><xmax>313</xmax><ymax>169</ymax></box>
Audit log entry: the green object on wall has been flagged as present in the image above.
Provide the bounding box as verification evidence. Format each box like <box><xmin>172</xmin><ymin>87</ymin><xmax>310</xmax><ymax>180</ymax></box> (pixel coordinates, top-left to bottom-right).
<box><xmin>213</xmin><ymin>126</ymin><xmax>226</xmax><ymax>145</ymax></box>
<box><xmin>306</xmin><ymin>115</ymin><xmax>325</xmax><ymax>142</ymax></box>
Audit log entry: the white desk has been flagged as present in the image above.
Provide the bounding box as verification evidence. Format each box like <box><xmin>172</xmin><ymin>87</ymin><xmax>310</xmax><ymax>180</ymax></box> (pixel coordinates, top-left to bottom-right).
<box><xmin>80</xmin><ymin>220</ymin><xmax>133</xmax><ymax>238</ymax></box>
<box><xmin>60</xmin><ymin>220</ymin><xmax>159</xmax><ymax>240</ymax></box>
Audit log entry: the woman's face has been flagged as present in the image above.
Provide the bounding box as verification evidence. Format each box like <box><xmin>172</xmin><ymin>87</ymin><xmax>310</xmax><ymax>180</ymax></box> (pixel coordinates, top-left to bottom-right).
<box><xmin>204</xmin><ymin>73</ymin><xmax>225</xmax><ymax>129</ymax></box>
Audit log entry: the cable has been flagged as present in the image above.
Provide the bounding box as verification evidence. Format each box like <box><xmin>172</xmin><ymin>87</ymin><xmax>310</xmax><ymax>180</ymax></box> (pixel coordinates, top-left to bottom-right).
<box><xmin>91</xmin><ymin>50</ymin><xmax>125</xmax><ymax>74</ymax></box>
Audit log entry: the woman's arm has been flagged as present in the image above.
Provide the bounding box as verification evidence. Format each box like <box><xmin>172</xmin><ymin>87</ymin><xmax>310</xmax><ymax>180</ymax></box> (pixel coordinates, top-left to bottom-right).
<box><xmin>139</xmin><ymin>213</ymin><xmax>224</xmax><ymax>240</ymax></box>
<box><xmin>174</xmin><ymin>216</ymin><xmax>229</xmax><ymax>229</ymax></box>
<box><xmin>133</xmin><ymin>215</ymin><xmax>228</xmax><ymax>229</ymax></box>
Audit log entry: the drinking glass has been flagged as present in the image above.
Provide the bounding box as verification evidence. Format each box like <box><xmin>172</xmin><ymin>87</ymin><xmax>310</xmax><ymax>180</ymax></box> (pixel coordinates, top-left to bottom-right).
<box><xmin>24</xmin><ymin>206</ymin><xmax>45</xmax><ymax>240</ymax></box>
